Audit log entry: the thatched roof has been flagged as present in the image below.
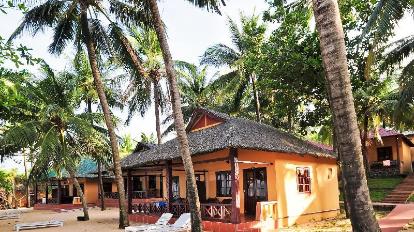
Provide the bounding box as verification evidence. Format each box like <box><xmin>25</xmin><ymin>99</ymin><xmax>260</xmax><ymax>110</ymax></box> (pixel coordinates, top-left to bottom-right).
<box><xmin>121</xmin><ymin>109</ymin><xmax>336</xmax><ymax>169</ymax></box>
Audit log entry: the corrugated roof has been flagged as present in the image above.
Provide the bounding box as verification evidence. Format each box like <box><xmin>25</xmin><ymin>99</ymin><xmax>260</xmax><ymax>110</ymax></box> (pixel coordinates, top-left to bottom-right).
<box><xmin>368</xmin><ymin>128</ymin><xmax>401</xmax><ymax>138</ymax></box>
<box><xmin>48</xmin><ymin>158</ymin><xmax>98</xmax><ymax>179</ymax></box>
<box><xmin>121</xmin><ymin>109</ymin><xmax>336</xmax><ymax>169</ymax></box>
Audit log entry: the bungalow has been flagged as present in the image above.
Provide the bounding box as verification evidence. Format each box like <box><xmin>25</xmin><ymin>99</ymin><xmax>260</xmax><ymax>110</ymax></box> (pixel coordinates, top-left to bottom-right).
<box><xmin>33</xmin><ymin>159</ymin><xmax>116</xmax><ymax>210</ymax></box>
<box><xmin>120</xmin><ymin>108</ymin><xmax>339</xmax><ymax>229</ymax></box>
<box><xmin>367</xmin><ymin>128</ymin><xmax>414</xmax><ymax>177</ymax></box>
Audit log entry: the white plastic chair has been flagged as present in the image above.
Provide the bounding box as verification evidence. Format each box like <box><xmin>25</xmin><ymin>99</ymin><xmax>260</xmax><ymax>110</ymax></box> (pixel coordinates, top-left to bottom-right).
<box><xmin>125</xmin><ymin>213</ymin><xmax>173</xmax><ymax>232</ymax></box>
<box><xmin>144</xmin><ymin>213</ymin><xmax>191</xmax><ymax>232</ymax></box>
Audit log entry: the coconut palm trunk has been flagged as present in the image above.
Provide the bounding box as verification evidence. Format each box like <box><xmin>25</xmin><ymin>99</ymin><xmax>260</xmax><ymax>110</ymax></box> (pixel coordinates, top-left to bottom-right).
<box><xmin>68</xmin><ymin>168</ymin><xmax>89</xmax><ymax>220</ymax></box>
<box><xmin>97</xmin><ymin>160</ymin><xmax>106</xmax><ymax>210</ymax></box>
<box><xmin>361</xmin><ymin>112</ymin><xmax>370</xmax><ymax>175</ymax></box>
<box><xmin>312</xmin><ymin>0</ymin><xmax>380</xmax><ymax>231</ymax></box>
<box><xmin>87</xmin><ymin>99</ymin><xmax>106</xmax><ymax>211</ymax></box>
<box><xmin>147</xmin><ymin>0</ymin><xmax>202</xmax><ymax>231</ymax></box>
<box><xmin>152</xmin><ymin>77</ymin><xmax>162</xmax><ymax>144</ymax></box>
<box><xmin>80</xmin><ymin>3</ymin><xmax>128</xmax><ymax>228</ymax></box>
<box><xmin>250</xmin><ymin>73</ymin><xmax>261</xmax><ymax>123</ymax></box>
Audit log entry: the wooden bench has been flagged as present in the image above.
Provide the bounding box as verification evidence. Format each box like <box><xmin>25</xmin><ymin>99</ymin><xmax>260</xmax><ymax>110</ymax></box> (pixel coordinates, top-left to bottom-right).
<box><xmin>14</xmin><ymin>220</ymin><xmax>64</xmax><ymax>232</ymax></box>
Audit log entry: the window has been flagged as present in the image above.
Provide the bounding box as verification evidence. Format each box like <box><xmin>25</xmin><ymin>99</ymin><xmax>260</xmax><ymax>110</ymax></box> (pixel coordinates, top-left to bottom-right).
<box><xmin>172</xmin><ymin>176</ymin><xmax>180</xmax><ymax>198</ymax></box>
<box><xmin>327</xmin><ymin>168</ymin><xmax>333</xmax><ymax>180</ymax></box>
<box><xmin>216</xmin><ymin>171</ymin><xmax>231</xmax><ymax>197</ymax></box>
<box><xmin>132</xmin><ymin>177</ymin><xmax>142</xmax><ymax>191</ymax></box>
<box><xmin>377</xmin><ymin>147</ymin><xmax>392</xmax><ymax>161</ymax></box>
<box><xmin>149</xmin><ymin>175</ymin><xmax>156</xmax><ymax>189</ymax></box>
<box><xmin>296</xmin><ymin>167</ymin><xmax>311</xmax><ymax>193</ymax></box>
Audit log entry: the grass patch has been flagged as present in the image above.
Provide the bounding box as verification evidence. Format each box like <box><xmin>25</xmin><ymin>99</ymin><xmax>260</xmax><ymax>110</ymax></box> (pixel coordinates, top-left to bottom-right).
<box><xmin>339</xmin><ymin>177</ymin><xmax>404</xmax><ymax>202</ymax></box>
<box><xmin>367</xmin><ymin>177</ymin><xmax>404</xmax><ymax>189</ymax></box>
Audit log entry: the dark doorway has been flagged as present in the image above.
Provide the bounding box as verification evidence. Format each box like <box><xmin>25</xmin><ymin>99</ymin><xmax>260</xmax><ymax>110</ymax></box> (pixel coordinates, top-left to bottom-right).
<box><xmin>196</xmin><ymin>181</ymin><xmax>206</xmax><ymax>202</ymax></box>
<box><xmin>243</xmin><ymin>168</ymin><xmax>268</xmax><ymax>215</ymax></box>
<box><xmin>103</xmin><ymin>182</ymin><xmax>112</xmax><ymax>193</ymax></box>
<box><xmin>377</xmin><ymin>146</ymin><xmax>393</xmax><ymax>161</ymax></box>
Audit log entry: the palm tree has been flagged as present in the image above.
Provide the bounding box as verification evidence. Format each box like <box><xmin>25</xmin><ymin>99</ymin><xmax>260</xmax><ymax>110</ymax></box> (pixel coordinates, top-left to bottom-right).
<box><xmin>124</xmin><ymin>26</ymin><xmax>167</xmax><ymax>145</ymax></box>
<box><xmin>311</xmin><ymin>0</ymin><xmax>380</xmax><ymax>231</ymax></box>
<box><xmin>66</xmin><ymin>51</ymin><xmax>123</xmax><ymax>210</ymax></box>
<box><xmin>162</xmin><ymin>61</ymin><xmax>220</xmax><ymax>136</ymax></box>
<box><xmin>2</xmin><ymin>64</ymin><xmax>110</xmax><ymax>220</ymax></box>
<box><xmin>146</xmin><ymin>1</ymin><xmax>227</xmax><ymax>230</ymax></box>
<box><xmin>8</xmin><ymin>0</ymin><xmax>152</xmax><ymax>227</ymax></box>
<box><xmin>201</xmin><ymin>13</ymin><xmax>266</xmax><ymax>122</ymax></box>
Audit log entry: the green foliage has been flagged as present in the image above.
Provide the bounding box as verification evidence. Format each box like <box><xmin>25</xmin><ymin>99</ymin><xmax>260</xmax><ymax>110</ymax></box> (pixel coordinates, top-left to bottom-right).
<box><xmin>139</xmin><ymin>133</ymin><xmax>156</xmax><ymax>144</ymax></box>
<box><xmin>120</xmin><ymin>133</ymin><xmax>137</xmax><ymax>157</ymax></box>
<box><xmin>162</xmin><ymin>61</ymin><xmax>221</xmax><ymax>136</ymax></box>
<box><xmin>1</xmin><ymin>63</ymin><xmax>112</xmax><ymax>181</ymax></box>
<box><xmin>0</xmin><ymin>168</ymin><xmax>15</xmax><ymax>193</ymax></box>
<box><xmin>123</xmin><ymin>25</ymin><xmax>168</xmax><ymax>123</ymax></box>
<box><xmin>201</xmin><ymin>13</ymin><xmax>267</xmax><ymax>116</ymax></box>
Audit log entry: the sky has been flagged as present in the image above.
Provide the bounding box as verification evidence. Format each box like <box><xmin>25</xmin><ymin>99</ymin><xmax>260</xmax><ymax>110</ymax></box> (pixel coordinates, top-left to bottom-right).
<box><xmin>0</xmin><ymin>0</ymin><xmax>269</xmax><ymax>171</ymax></box>
<box><xmin>1</xmin><ymin>0</ymin><xmax>413</xmax><ymax>172</ymax></box>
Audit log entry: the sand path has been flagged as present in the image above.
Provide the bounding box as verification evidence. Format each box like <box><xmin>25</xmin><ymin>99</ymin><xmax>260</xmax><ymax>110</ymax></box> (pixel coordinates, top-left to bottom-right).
<box><xmin>0</xmin><ymin>207</ymin><xmax>141</xmax><ymax>232</ymax></box>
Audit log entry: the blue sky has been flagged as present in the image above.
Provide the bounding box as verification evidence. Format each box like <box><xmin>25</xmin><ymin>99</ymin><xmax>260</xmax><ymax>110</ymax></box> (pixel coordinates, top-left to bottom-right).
<box><xmin>1</xmin><ymin>0</ymin><xmax>413</xmax><ymax>172</ymax></box>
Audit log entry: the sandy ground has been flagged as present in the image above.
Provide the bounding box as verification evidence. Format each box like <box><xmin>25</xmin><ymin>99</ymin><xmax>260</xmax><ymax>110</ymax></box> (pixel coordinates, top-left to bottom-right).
<box><xmin>278</xmin><ymin>211</ymin><xmax>391</xmax><ymax>232</ymax></box>
<box><xmin>0</xmin><ymin>207</ymin><xmax>142</xmax><ymax>232</ymax></box>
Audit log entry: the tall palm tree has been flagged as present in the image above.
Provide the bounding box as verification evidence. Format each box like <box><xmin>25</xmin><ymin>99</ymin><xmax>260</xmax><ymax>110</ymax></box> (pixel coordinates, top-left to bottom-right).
<box><xmin>201</xmin><ymin>14</ymin><xmax>266</xmax><ymax>122</ymax></box>
<box><xmin>146</xmin><ymin>1</ymin><xmax>226</xmax><ymax>231</ymax></box>
<box><xmin>2</xmin><ymin>64</ymin><xmax>110</xmax><ymax>220</ymax></box>
<box><xmin>124</xmin><ymin>26</ymin><xmax>167</xmax><ymax>145</ymax></box>
<box><xmin>8</xmin><ymin>0</ymin><xmax>152</xmax><ymax>227</ymax></box>
<box><xmin>311</xmin><ymin>0</ymin><xmax>380</xmax><ymax>231</ymax></box>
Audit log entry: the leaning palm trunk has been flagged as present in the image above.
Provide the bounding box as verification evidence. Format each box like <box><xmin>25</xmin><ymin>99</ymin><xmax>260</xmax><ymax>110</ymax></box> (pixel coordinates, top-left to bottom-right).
<box><xmin>80</xmin><ymin>3</ymin><xmax>128</xmax><ymax>228</ymax></box>
<box><xmin>312</xmin><ymin>0</ymin><xmax>380</xmax><ymax>231</ymax></box>
<box><xmin>361</xmin><ymin>113</ymin><xmax>371</xmax><ymax>175</ymax></box>
<box><xmin>87</xmin><ymin>100</ymin><xmax>106</xmax><ymax>211</ymax></box>
<box><xmin>148</xmin><ymin>0</ymin><xmax>202</xmax><ymax>231</ymax></box>
<box><xmin>153</xmin><ymin>76</ymin><xmax>162</xmax><ymax>144</ymax></box>
<box><xmin>68</xmin><ymin>168</ymin><xmax>89</xmax><ymax>220</ymax></box>
<box><xmin>250</xmin><ymin>73</ymin><xmax>261</xmax><ymax>123</ymax></box>
<box><xmin>97</xmin><ymin>161</ymin><xmax>106</xmax><ymax>210</ymax></box>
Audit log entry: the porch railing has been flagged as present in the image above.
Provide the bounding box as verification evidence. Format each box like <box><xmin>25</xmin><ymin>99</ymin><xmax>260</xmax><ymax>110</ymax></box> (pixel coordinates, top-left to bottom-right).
<box><xmin>201</xmin><ymin>203</ymin><xmax>231</xmax><ymax>221</ymax></box>
<box><xmin>132</xmin><ymin>201</ymin><xmax>168</xmax><ymax>214</ymax></box>
<box><xmin>103</xmin><ymin>192</ymin><xmax>119</xmax><ymax>199</ymax></box>
<box><xmin>103</xmin><ymin>190</ymin><xmax>161</xmax><ymax>199</ymax></box>
<box><xmin>132</xmin><ymin>202</ymin><xmax>231</xmax><ymax>222</ymax></box>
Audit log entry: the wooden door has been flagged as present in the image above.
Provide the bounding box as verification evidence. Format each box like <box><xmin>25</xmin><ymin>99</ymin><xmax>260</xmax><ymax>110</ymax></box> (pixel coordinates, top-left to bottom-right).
<box><xmin>243</xmin><ymin>168</ymin><xmax>268</xmax><ymax>215</ymax></box>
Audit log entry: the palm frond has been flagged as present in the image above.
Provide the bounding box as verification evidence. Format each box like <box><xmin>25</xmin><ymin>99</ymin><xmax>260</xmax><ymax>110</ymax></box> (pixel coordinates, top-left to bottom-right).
<box><xmin>108</xmin><ymin>0</ymin><xmax>153</xmax><ymax>28</ymax></box>
<box><xmin>200</xmin><ymin>44</ymin><xmax>239</xmax><ymax>67</ymax></box>
<box><xmin>3</xmin><ymin>121</ymin><xmax>39</xmax><ymax>149</ymax></box>
<box><xmin>186</xmin><ymin>0</ymin><xmax>226</xmax><ymax>14</ymax></box>
<box><xmin>48</xmin><ymin>1</ymin><xmax>78</xmax><ymax>55</ymax></box>
<box><xmin>227</xmin><ymin>16</ymin><xmax>242</xmax><ymax>51</ymax></box>
<box><xmin>8</xmin><ymin>0</ymin><xmax>66</xmax><ymax>41</ymax></box>
<box><xmin>382</xmin><ymin>35</ymin><xmax>414</xmax><ymax>68</ymax></box>
<box><xmin>361</xmin><ymin>0</ymin><xmax>408</xmax><ymax>42</ymax></box>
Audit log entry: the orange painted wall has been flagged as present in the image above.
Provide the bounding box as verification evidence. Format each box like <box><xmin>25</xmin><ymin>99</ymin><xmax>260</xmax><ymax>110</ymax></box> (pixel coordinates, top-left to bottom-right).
<box><xmin>367</xmin><ymin>136</ymin><xmax>413</xmax><ymax>174</ymax></box>
<box><xmin>367</xmin><ymin>137</ymin><xmax>399</xmax><ymax>162</ymax></box>
<box><xmin>401</xmin><ymin>140</ymin><xmax>413</xmax><ymax>174</ymax></box>
<box><xmin>151</xmin><ymin>148</ymin><xmax>339</xmax><ymax>227</ymax></box>
<box><xmin>67</xmin><ymin>178</ymin><xmax>100</xmax><ymax>204</ymax></box>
